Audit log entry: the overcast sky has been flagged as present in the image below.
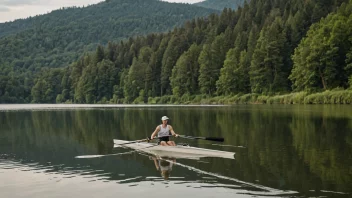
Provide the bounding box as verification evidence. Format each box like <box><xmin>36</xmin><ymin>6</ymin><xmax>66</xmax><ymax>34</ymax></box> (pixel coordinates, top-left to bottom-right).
<box><xmin>0</xmin><ymin>0</ymin><xmax>204</xmax><ymax>23</ymax></box>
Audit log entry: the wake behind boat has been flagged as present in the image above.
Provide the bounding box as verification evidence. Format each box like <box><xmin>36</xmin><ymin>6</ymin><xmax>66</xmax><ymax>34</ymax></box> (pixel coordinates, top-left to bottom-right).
<box><xmin>113</xmin><ymin>139</ymin><xmax>236</xmax><ymax>160</ymax></box>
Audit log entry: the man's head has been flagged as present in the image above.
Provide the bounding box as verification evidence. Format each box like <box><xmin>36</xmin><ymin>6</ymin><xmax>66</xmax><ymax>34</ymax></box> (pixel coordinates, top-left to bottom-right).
<box><xmin>161</xmin><ymin>170</ymin><xmax>170</xmax><ymax>180</ymax></box>
<box><xmin>161</xmin><ymin>116</ymin><xmax>169</xmax><ymax>123</ymax></box>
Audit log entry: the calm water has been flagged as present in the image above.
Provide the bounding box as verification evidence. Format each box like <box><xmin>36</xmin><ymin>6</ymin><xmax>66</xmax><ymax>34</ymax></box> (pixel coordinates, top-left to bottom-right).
<box><xmin>0</xmin><ymin>104</ymin><xmax>351</xmax><ymax>198</ymax></box>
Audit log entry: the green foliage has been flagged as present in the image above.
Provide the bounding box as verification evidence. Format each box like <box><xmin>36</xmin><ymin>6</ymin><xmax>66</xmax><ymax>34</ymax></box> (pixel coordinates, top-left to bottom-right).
<box><xmin>199</xmin><ymin>32</ymin><xmax>233</xmax><ymax>95</ymax></box>
<box><xmin>303</xmin><ymin>90</ymin><xmax>352</xmax><ymax>104</ymax></box>
<box><xmin>239</xmin><ymin>93</ymin><xmax>253</xmax><ymax>103</ymax></box>
<box><xmin>133</xmin><ymin>89</ymin><xmax>146</xmax><ymax>104</ymax></box>
<box><xmin>170</xmin><ymin>43</ymin><xmax>201</xmax><ymax>96</ymax></box>
<box><xmin>161</xmin><ymin>33</ymin><xmax>189</xmax><ymax>95</ymax></box>
<box><xmin>31</xmin><ymin>68</ymin><xmax>64</xmax><ymax>103</ymax></box>
<box><xmin>250</xmin><ymin>16</ymin><xmax>289</xmax><ymax>94</ymax></box>
<box><xmin>217</xmin><ymin>47</ymin><xmax>249</xmax><ymax>95</ymax></box>
<box><xmin>0</xmin><ymin>0</ymin><xmax>219</xmax><ymax>102</ymax></box>
<box><xmin>290</xmin><ymin>2</ymin><xmax>352</xmax><ymax>91</ymax></box>
<box><xmin>124</xmin><ymin>58</ymin><xmax>144</xmax><ymax>103</ymax></box>
<box><xmin>0</xmin><ymin>0</ymin><xmax>350</xmax><ymax>104</ymax></box>
<box><xmin>216</xmin><ymin>48</ymin><xmax>239</xmax><ymax>95</ymax></box>
<box><xmin>198</xmin><ymin>44</ymin><xmax>213</xmax><ymax>95</ymax></box>
<box><xmin>194</xmin><ymin>0</ymin><xmax>245</xmax><ymax>10</ymax></box>
<box><xmin>125</xmin><ymin>46</ymin><xmax>154</xmax><ymax>102</ymax></box>
<box><xmin>0</xmin><ymin>0</ymin><xmax>217</xmax><ymax>69</ymax></box>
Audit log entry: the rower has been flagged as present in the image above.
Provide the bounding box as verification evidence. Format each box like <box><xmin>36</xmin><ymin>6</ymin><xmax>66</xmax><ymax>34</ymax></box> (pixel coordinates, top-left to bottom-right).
<box><xmin>150</xmin><ymin>116</ymin><xmax>179</xmax><ymax>146</ymax></box>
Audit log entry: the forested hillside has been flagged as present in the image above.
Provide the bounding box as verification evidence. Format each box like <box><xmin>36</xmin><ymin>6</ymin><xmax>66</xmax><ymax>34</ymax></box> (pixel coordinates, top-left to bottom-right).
<box><xmin>194</xmin><ymin>0</ymin><xmax>245</xmax><ymax>10</ymax></box>
<box><xmin>0</xmin><ymin>0</ymin><xmax>217</xmax><ymax>72</ymax></box>
<box><xmin>1</xmin><ymin>0</ymin><xmax>352</xmax><ymax>104</ymax></box>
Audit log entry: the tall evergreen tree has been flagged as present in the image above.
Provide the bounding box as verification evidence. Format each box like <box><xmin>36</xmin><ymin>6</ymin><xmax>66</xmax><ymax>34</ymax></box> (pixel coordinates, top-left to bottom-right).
<box><xmin>250</xmin><ymin>16</ymin><xmax>288</xmax><ymax>94</ymax></box>
<box><xmin>96</xmin><ymin>60</ymin><xmax>117</xmax><ymax>101</ymax></box>
<box><xmin>216</xmin><ymin>47</ymin><xmax>240</xmax><ymax>95</ymax></box>
<box><xmin>198</xmin><ymin>33</ymin><xmax>229</xmax><ymax>95</ymax></box>
<box><xmin>74</xmin><ymin>63</ymin><xmax>97</xmax><ymax>103</ymax></box>
<box><xmin>161</xmin><ymin>34</ymin><xmax>188</xmax><ymax>95</ymax></box>
<box><xmin>170</xmin><ymin>43</ymin><xmax>202</xmax><ymax>96</ymax></box>
<box><xmin>124</xmin><ymin>58</ymin><xmax>144</xmax><ymax>102</ymax></box>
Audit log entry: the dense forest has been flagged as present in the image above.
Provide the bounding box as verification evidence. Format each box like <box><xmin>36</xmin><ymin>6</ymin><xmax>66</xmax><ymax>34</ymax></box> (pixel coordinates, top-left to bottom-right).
<box><xmin>0</xmin><ymin>0</ymin><xmax>218</xmax><ymax>88</ymax></box>
<box><xmin>195</xmin><ymin>0</ymin><xmax>245</xmax><ymax>10</ymax></box>
<box><xmin>1</xmin><ymin>0</ymin><xmax>352</xmax><ymax>104</ymax></box>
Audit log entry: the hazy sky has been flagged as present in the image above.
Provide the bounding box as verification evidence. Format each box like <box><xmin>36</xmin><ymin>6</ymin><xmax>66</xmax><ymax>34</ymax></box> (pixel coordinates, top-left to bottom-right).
<box><xmin>0</xmin><ymin>0</ymin><xmax>204</xmax><ymax>23</ymax></box>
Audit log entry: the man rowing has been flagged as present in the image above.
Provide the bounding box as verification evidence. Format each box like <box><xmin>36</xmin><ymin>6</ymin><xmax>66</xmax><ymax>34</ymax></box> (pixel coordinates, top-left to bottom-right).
<box><xmin>150</xmin><ymin>116</ymin><xmax>179</xmax><ymax>146</ymax></box>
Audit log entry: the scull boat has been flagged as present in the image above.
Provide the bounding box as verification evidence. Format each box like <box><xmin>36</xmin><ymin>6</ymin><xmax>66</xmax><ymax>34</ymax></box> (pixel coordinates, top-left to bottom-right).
<box><xmin>113</xmin><ymin>139</ymin><xmax>236</xmax><ymax>160</ymax></box>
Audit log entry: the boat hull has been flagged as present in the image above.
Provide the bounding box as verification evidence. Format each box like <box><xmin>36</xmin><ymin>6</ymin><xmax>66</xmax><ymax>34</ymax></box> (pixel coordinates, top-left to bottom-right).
<box><xmin>113</xmin><ymin>139</ymin><xmax>235</xmax><ymax>160</ymax></box>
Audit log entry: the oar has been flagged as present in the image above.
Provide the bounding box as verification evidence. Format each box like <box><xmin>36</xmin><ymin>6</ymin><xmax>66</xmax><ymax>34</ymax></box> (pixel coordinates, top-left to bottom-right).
<box><xmin>75</xmin><ymin>137</ymin><xmax>169</xmax><ymax>159</ymax></box>
<box><xmin>116</xmin><ymin>137</ymin><xmax>150</xmax><ymax>146</ymax></box>
<box><xmin>115</xmin><ymin>135</ymin><xmax>174</xmax><ymax>146</ymax></box>
<box><xmin>75</xmin><ymin>151</ymin><xmax>135</xmax><ymax>159</ymax></box>
<box><xmin>178</xmin><ymin>135</ymin><xmax>224</xmax><ymax>142</ymax></box>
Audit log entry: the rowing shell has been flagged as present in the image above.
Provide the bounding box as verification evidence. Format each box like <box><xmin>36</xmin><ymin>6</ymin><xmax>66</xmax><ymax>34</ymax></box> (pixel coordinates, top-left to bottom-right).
<box><xmin>113</xmin><ymin>139</ymin><xmax>235</xmax><ymax>160</ymax></box>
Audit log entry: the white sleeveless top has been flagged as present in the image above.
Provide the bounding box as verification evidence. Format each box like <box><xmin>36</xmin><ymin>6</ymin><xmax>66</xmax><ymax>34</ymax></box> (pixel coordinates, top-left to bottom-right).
<box><xmin>158</xmin><ymin>124</ymin><xmax>170</xmax><ymax>137</ymax></box>
<box><xmin>159</xmin><ymin>161</ymin><xmax>173</xmax><ymax>171</ymax></box>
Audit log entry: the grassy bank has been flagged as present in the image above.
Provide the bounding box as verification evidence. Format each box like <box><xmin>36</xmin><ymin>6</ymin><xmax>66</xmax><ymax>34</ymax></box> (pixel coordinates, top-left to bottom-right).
<box><xmin>144</xmin><ymin>90</ymin><xmax>352</xmax><ymax>105</ymax></box>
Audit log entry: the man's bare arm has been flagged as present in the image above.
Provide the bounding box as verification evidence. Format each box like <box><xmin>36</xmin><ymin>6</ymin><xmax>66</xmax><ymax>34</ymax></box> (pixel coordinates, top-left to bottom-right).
<box><xmin>169</xmin><ymin>125</ymin><xmax>179</xmax><ymax>137</ymax></box>
<box><xmin>151</xmin><ymin>126</ymin><xmax>160</xmax><ymax>139</ymax></box>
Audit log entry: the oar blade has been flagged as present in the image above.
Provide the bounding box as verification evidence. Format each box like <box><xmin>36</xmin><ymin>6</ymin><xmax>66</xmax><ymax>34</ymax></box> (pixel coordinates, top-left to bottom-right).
<box><xmin>75</xmin><ymin>155</ymin><xmax>104</xmax><ymax>159</ymax></box>
<box><xmin>204</xmin><ymin>137</ymin><xmax>224</xmax><ymax>142</ymax></box>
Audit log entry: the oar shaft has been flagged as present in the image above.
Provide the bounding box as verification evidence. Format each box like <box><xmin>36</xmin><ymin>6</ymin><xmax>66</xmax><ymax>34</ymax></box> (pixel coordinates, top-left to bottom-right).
<box><xmin>116</xmin><ymin>138</ymin><xmax>148</xmax><ymax>146</ymax></box>
<box><xmin>179</xmin><ymin>135</ymin><xmax>224</xmax><ymax>142</ymax></box>
<box><xmin>115</xmin><ymin>135</ymin><xmax>173</xmax><ymax>146</ymax></box>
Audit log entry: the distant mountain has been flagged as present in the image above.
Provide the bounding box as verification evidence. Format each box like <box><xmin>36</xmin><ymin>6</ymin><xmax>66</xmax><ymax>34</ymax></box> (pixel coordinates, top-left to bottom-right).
<box><xmin>194</xmin><ymin>0</ymin><xmax>245</xmax><ymax>10</ymax></box>
<box><xmin>0</xmin><ymin>0</ymin><xmax>218</xmax><ymax>69</ymax></box>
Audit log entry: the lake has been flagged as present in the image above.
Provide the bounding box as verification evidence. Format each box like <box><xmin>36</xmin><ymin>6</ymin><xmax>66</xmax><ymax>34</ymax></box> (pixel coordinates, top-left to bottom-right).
<box><xmin>0</xmin><ymin>104</ymin><xmax>351</xmax><ymax>198</ymax></box>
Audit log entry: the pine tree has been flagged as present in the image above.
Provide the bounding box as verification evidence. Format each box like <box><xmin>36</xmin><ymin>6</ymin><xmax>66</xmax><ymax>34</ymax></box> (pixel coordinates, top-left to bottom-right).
<box><xmin>217</xmin><ymin>48</ymin><xmax>239</xmax><ymax>95</ymax></box>
<box><xmin>94</xmin><ymin>45</ymin><xmax>105</xmax><ymax>64</ymax></box>
<box><xmin>124</xmin><ymin>58</ymin><xmax>145</xmax><ymax>102</ymax></box>
<box><xmin>250</xmin><ymin>16</ymin><xmax>288</xmax><ymax>94</ymax></box>
<box><xmin>161</xmin><ymin>34</ymin><xmax>188</xmax><ymax>95</ymax></box>
<box><xmin>198</xmin><ymin>44</ymin><xmax>213</xmax><ymax>95</ymax></box>
<box><xmin>170</xmin><ymin>43</ymin><xmax>201</xmax><ymax>96</ymax></box>
<box><xmin>198</xmin><ymin>33</ymin><xmax>230</xmax><ymax>95</ymax></box>
<box><xmin>96</xmin><ymin>59</ymin><xmax>116</xmax><ymax>101</ymax></box>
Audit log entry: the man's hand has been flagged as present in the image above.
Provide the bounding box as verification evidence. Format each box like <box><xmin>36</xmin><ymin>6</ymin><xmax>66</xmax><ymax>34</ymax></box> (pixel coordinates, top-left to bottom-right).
<box><xmin>174</xmin><ymin>134</ymin><xmax>179</xmax><ymax>137</ymax></box>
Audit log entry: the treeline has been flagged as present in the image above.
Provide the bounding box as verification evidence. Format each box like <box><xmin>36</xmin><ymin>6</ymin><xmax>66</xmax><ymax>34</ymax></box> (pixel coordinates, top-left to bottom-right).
<box><xmin>2</xmin><ymin>0</ymin><xmax>352</xmax><ymax>104</ymax></box>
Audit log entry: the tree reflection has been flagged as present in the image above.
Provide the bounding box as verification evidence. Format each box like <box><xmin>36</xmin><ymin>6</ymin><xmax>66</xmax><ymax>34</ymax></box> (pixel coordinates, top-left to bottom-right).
<box><xmin>0</xmin><ymin>105</ymin><xmax>351</xmax><ymax>195</ymax></box>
